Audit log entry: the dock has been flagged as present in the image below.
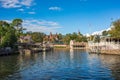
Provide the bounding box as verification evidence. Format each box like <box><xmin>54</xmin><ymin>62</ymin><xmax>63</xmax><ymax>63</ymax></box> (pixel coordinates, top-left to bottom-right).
<box><xmin>88</xmin><ymin>37</ymin><xmax>120</xmax><ymax>55</ymax></box>
<box><xmin>18</xmin><ymin>42</ymin><xmax>53</xmax><ymax>54</ymax></box>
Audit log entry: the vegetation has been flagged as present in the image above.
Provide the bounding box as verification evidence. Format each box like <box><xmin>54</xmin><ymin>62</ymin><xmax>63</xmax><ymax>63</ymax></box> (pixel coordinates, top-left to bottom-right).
<box><xmin>101</xmin><ymin>19</ymin><xmax>120</xmax><ymax>38</ymax></box>
<box><xmin>0</xmin><ymin>19</ymin><xmax>26</xmax><ymax>48</ymax></box>
<box><xmin>109</xmin><ymin>19</ymin><xmax>120</xmax><ymax>38</ymax></box>
<box><xmin>0</xmin><ymin>20</ymin><xmax>17</xmax><ymax>48</ymax></box>
<box><xmin>93</xmin><ymin>35</ymin><xmax>100</xmax><ymax>43</ymax></box>
<box><xmin>28</xmin><ymin>32</ymin><xmax>45</xmax><ymax>42</ymax></box>
<box><xmin>63</xmin><ymin>32</ymin><xmax>87</xmax><ymax>45</ymax></box>
<box><xmin>102</xmin><ymin>30</ymin><xmax>109</xmax><ymax>36</ymax></box>
<box><xmin>1</xmin><ymin>18</ymin><xmax>120</xmax><ymax>48</ymax></box>
<box><xmin>12</xmin><ymin>19</ymin><xmax>26</xmax><ymax>38</ymax></box>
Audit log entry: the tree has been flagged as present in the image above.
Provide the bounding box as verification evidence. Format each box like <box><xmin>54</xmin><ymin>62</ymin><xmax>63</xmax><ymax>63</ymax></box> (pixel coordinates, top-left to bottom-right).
<box><xmin>93</xmin><ymin>35</ymin><xmax>100</xmax><ymax>43</ymax></box>
<box><xmin>0</xmin><ymin>21</ymin><xmax>9</xmax><ymax>44</ymax></box>
<box><xmin>12</xmin><ymin>19</ymin><xmax>25</xmax><ymax>38</ymax></box>
<box><xmin>58</xmin><ymin>33</ymin><xmax>63</xmax><ymax>40</ymax></box>
<box><xmin>63</xmin><ymin>32</ymin><xmax>87</xmax><ymax>45</ymax></box>
<box><xmin>0</xmin><ymin>20</ymin><xmax>17</xmax><ymax>48</ymax></box>
<box><xmin>109</xmin><ymin>19</ymin><xmax>120</xmax><ymax>38</ymax></box>
<box><xmin>63</xmin><ymin>33</ymin><xmax>71</xmax><ymax>45</ymax></box>
<box><xmin>2</xmin><ymin>30</ymin><xmax>17</xmax><ymax>48</ymax></box>
<box><xmin>102</xmin><ymin>30</ymin><xmax>108</xmax><ymax>36</ymax></box>
<box><xmin>31</xmin><ymin>32</ymin><xmax>45</xmax><ymax>42</ymax></box>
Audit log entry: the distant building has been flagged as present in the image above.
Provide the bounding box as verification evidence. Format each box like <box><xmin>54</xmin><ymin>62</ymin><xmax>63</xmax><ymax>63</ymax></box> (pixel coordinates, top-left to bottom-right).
<box><xmin>70</xmin><ymin>40</ymin><xmax>87</xmax><ymax>49</ymax></box>
<box><xmin>88</xmin><ymin>36</ymin><xmax>120</xmax><ymax>54</ymax></box>
<box><xmin>19</xmin><ymin>35</ymin><xmax>33</xmax><ymax>43</ymax></box>
<box><xmin>44</xmin><ymin>32</ymin><xmax>59</xmax><ymax>43</ymax></box>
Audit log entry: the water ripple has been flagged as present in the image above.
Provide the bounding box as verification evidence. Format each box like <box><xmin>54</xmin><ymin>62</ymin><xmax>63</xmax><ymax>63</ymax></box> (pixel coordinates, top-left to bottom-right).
<box><xmin>0</xmin><ymin>49</ymin><xmax>120</xmax><ymax>80</ymax></box>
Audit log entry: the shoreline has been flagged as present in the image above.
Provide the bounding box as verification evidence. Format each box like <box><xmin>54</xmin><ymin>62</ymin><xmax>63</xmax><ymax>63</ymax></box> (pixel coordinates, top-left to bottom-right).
<box><xmin>1</xmin><ymin>46</ymin><xmax>120</xmax><ymax>56</ymax></box>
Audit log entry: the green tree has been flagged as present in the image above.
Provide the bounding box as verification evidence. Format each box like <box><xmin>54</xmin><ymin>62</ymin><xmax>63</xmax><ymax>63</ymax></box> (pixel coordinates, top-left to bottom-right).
<box><xmin>31</xmin><ymin>32</ymin><xmax>45</xmax><ymax>42</ymax></box>
<box><xmin>93</xmin><ymin>35</ymin><xmax>100</xmax><ymax>43</ymax></box>
<box><xmin>0</xmin><ymin>21</ymin><xmax>8</xmax><ymax>44</ymax></box>
<box><xmin>2</xmin><ymin>30</ymin><xmax>17</xmax><ymax>48</ymax></box>
<box><xmin>63</xmin><ymin>33</ymin><xmax>71</xmax><ymax>45</ymax></box>
<box><xmin>102</xmin><ymin>30</ymin><xmax>108</xmax><ymax>36</ymax></box>
<box><xmin>58</xmin><ymin>33</ymin><xmax>63</xmax><ymax>40</ymax></box>
<box><xmin>0</xmin><ymin>20</ymin><xmax>17</xmax><ymax>48</ymax></box>
<box><xmin>12</xmin><ymin>19</ymin><xmax>25</xmax><ymax>38</ymax></box>
<box><xmin>63</xmin><ymin>32</ymin><xmax>87</xmax><ymax>45</ymax></box>
<box><xmin>109</xmin><ymin>19</ymin><xmax>120</xmax><ymax>38</ymax></box>
<box><xmin>81</xmin><ymin>36</ymin><xmax>88</xmax><ymax>42</ymax></box>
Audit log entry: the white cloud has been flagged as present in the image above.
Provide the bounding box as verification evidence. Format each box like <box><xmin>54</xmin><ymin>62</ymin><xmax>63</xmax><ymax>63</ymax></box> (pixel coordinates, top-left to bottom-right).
<box><xmin>4</xmin><ymin>19</ymin><xmax>62</xmax><ymax>33</ymax></box>
<box><xmin>49</xmin><ymin>6</ymin><xmax>61</xmax><ymax>11</ymax></box>
<box><xmin>21</xmin><ymin>0</ymin><xmax>33</xmax><ymax>6</ymax></box>
<box><xmin>84</xmin><ymin>33</ymin><xmax>90</xmax><ymax>37</ymax></box>
<box><xmin>23</xmin><ymin>19</ymin><xmax>62</xmax><ymax>33</ymax></box>
<box><xmin>0</xmin><ymin>0</ymin><xmax>34</xmax><ymax>8</ymax></box>
<box><xmin>18</xmin><ymin>8</ymin><xmax>24</xmax><ymax>11</ymax></box>
<box><xmin>85</xmin><ymin>25</ymin><xmax>112</xmax><ymax>36</ymax></box>
<box><xmin>28</xmin><ymin>12</ymin><xmax>36</xmax><ymax>14</ymax></box>
<box><xmin>4</xmin><ymin>20</ymin><xmax>12</xmax><ymax>23</ymax></box>
<box><xmin>106</xmin><ymin>27</ymin><xmax>111</xmax><ymax>31</ymax></box>
<box><xmin>91</xmin><ymin>27</ymin><xmax>112</xmax><ymax>36</ymax></box>
<box><xmin>91</xmin><ymin>30</ymin><xmax>103</xmax><ymax>35</ymax></box>
<box><xmin>0</xmin><ymin>0</ymin><xmax>21</xmax><ymax>8</ymax></box>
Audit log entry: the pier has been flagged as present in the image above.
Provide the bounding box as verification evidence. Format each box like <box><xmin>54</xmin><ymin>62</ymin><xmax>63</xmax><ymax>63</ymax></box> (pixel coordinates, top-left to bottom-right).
<box><xmin>0</xmin><ymin>46</ymin><xmax>19</xmax><ymax>56</ymax></box>
<box><xmin>70</xmin><ymin>40</ymin><xmax>87</xmax><ymax>49</ymax></box>
<box><xmin>88</xmin><ymin>37</ymin><xmax>120</xmax><ymax>55</ymax></box>
<box><xmin>18</xmin><ymin>42</ymin><xmax>53</xmax><ymax>53</ymax></box>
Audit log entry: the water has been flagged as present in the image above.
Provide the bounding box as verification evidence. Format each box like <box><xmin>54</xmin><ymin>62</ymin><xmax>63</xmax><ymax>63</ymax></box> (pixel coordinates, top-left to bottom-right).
<box><xmin>0</xmin><ymin>49</ymin><xmax>120</xmax><ymax>80</ymax></box>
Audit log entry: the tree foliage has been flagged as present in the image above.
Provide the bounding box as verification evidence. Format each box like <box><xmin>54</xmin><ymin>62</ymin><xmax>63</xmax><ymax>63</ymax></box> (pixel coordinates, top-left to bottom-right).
<box><xmin>102</xmin><ymin>30</ymin><xmax>109</xmax><ymax>36</ymax></box>
<box><xmin>12</xmin><ymin>19</ymin><xmax>25</xmax><ymax>38</ymax></box>
<box><xmin>63</xmin><ymin>32</ymin><xmax>87</xmax><ymax>45</ymax></box>
<box><xmin>109</xmin><ymin>19</ymin><xmax>120</xmax><ymax>38</ymax></box>
<box><xmin>0</xmin><ymin>19</ymin><xmax>24</xmax><ymax>48</ymax></box>
<box><xmin>93</xmin><ymin>35</ymin><xmax>100</xmax><ymax>43</ymax></box>
<box><xmin>27</xmin><ymin>32</ymin><xmax>46</xmax><ymax>42</ymax></box>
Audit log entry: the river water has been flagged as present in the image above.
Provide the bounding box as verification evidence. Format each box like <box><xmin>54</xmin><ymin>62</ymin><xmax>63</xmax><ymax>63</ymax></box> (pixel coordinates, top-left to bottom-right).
<box><xmin>0</xmin><ymin>49</ymin><xmax>120</xmax><ymax>80</ymax></box>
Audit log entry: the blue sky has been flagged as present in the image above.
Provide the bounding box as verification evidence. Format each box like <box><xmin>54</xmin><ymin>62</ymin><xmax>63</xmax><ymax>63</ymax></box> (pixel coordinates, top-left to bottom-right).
<box><xmin>0</xmin><ymin>0</ymin><xmax>120</xmax><ymax>35</ymax></box>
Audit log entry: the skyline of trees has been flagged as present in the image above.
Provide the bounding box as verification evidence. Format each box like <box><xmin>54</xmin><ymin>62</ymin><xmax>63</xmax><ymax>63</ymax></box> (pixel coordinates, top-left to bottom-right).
<box><xmin>0</xmin><ymin>18</ymin><xmax>120</xmax><ymax>48</ymax></box>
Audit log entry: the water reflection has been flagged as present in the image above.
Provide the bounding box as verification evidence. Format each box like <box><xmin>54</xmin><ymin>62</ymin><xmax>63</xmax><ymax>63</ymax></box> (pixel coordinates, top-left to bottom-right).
<box><xmin>43</xmin><ymin>51</ymin><xmax>46</xmax><ymax>61</ymax></box>
<box><xmin>0</xmin><ymin>55</ymin><xmax>20</xmax><ymax>79</ymax></box>
<box><xmin>99</xmin><ymin>54</ymin><xmax>120</xmax><ymax>80</ymax></box>
<box><xmin>70</xmin><ymin>49</ymin><xmax>74</xmax><ymax>60</ymax></box>
<box><xmin>0</xmin><ymin>49</ymin><xmax>120</xmax><ymax>80</ymax></box>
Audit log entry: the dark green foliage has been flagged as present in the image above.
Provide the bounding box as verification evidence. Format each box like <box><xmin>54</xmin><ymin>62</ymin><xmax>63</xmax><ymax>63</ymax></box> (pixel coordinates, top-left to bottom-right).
<box><xmin>2</xmin><ymin>31</ymin><xmax>17</xmax><ymax>48</ymax></box>
<box><xmin>12</xmin><ymin>19</ymin><xmax>23</xmax><ymax>26</ymax></box>
<box><xmin>31</xmin><ymin>32</ymin><xmax>45</xmax><ymax>42</ymax></box>
<box><xmin>58</xmin><ymin>33</ymin><xmax>63</xmax><ymax>40</ymax></box>
<box><xmin>0</xmin><ymin>19</ymin><xmax>23</xmax><ymax>48</ymax></box>
<box><xmin>102</xmin><ymin>30</ymin><xmax>109</xmax><ymax>36</ymax></box>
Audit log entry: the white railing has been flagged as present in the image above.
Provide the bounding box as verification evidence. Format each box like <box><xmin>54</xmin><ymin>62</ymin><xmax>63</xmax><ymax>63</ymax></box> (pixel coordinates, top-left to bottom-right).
<box><xmin>88</xmin><ymin>41</ymin><xmax>120</xmax><ymax>50</ymax></box>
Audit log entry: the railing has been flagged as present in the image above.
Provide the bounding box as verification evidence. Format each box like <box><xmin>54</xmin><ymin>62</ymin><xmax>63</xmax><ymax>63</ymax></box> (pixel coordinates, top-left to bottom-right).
<box><xmin>70</xmin><ymin>40</ymin><xmax>87</xmax><ymax>49</ymax></box>
<box><xmin>88</xmin><ymin>41</ymin><xmax>120</xmax><ymax>51</ymax></box>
